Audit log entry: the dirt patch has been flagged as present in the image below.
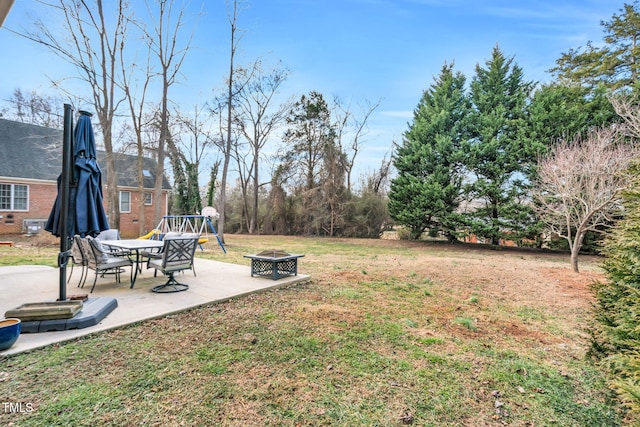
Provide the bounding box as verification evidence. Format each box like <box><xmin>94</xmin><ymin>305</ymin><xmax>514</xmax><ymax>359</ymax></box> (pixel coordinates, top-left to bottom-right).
<box><xmin>1</xmin><ymin>232</ymin><xmax>59</xmax><ymax>248</ymax></box>
<box><xmin>538</xmin><ymin>267</ymin><xmax>603</xmax><ymax>300</ymax></box>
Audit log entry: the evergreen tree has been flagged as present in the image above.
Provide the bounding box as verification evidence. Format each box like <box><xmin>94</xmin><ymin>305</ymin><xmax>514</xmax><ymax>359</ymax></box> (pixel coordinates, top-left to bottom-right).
<box><xmin>170</xmin><ymin>152</ymin><xmax>188</xmax><ymax>215</ymax></box>
<box><xmin>185</xmin><ymin>162</ymin><xmax>202</xmax><ymax>215</ymax></box>
<box><xmin>388</xmin><ymin>63</ymin><xmax>469</xmax><ymax>240</ymax></box>
<box><xmin>169</xmin><ymin>150</ymin><xmax>202</xmax><ymax>215</ymax></box>
<box><xmin>592</xmin><ymin>160</ymin><xmax>640</xmax><ymax>418</ymax></box>
<box><xmin>464</xmin><ymin>46</ymin><xmax>538</xmax><ymax>245</ymax></box>
<box><xmin>279</xmin><ymin>91</ymin><xmax>343</xmax><ymax>235</ymax></box>
<box><xmin>281</xmin><ymin>91</ymin><xmax>336</xmax><ymax>191</ymax></box>
<box><xmin>528</xmin><ymin>83</ymin><xmax>617</xmax><ymax>147</ymax></box>
<box><xmin>205</xmin><ymin>160</ymin><xmax>220</xmax><ymax>208</ymax></box>
<box><xmin>551</xmin><ymin>1</ymin><xmax>640</xmax><ymax>92</ymax></box>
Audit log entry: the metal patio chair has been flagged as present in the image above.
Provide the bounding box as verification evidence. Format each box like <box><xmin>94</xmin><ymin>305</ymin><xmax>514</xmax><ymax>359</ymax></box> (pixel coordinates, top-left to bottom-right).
<box><xmin>96</xmin><ymin>229</ymin><xmax>132</xmax><ymax>257</ymax></box>
<box><xmin>147</xmin><ymin>235</ymin><xmax>198</xmax><ymax>293</ymax></box>
<box><xmin>67</xmin><ymin>235</ymin><xmax>88</xmax><ymax>288</ymax></box>
<box><xmin>141</xmin><ymin>232</ymin><xmax>199</xmax><ymax>277</ymax></box>
<box><xmin>97</xmin><ymin>229</ymin><xmax>120</xmax><ymax>240</ymax></box>
<box><xmin>82</xmin><ymin>236</ymin><xmax>134</xmax><ymax>293</ymax></box>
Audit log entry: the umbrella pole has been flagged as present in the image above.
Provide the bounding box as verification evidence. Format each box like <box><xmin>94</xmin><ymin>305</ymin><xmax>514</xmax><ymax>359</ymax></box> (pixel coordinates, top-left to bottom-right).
<box><xmin>57</xmin><ymin>103</ymin><xmax>74</xmax><ymax>301</ymax></box>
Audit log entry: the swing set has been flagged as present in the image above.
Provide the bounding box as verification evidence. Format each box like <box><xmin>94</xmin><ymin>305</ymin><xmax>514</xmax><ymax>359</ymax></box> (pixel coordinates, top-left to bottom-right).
<box><xmin>138</xmin><ymin>215</ymin><xmax>226</xmax><ymax>253</ymax></box>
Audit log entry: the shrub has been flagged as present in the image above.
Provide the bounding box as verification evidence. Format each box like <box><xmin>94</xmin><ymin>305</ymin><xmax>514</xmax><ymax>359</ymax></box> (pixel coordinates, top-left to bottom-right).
<box><xmin>591</xmin><ymin>160</ymin><xmax>640</xmax><ymax>421</ymax></box>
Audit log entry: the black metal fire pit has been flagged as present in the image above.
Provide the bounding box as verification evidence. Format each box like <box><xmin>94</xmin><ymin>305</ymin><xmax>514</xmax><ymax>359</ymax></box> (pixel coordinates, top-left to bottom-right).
<box><xmin>243</xmin><ymin>250</ymin><xmax>305</xmax><ymax>280</ymax></box>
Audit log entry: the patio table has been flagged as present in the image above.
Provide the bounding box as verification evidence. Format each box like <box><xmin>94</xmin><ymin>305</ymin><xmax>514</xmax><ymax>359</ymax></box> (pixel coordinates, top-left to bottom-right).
<box><xmin>99</xmin><ymin>239</ymin><xmax>164</xmax><ymax>288</ymax></box>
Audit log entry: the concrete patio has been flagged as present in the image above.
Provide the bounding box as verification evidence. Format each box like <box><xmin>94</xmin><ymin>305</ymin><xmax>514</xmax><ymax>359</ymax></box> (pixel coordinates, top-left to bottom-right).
<box><xmin>0</xmin><ymin>257</ymin><xmax>310</xmax><ymax>356</ymax></box>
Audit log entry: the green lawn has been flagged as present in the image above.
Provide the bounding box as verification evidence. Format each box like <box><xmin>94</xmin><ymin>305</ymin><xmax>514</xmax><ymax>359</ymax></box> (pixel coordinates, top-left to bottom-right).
<box><xmin>0</xmin><ymin>235</ymin><xmax>626</xmax><ymax>426</ymax></box>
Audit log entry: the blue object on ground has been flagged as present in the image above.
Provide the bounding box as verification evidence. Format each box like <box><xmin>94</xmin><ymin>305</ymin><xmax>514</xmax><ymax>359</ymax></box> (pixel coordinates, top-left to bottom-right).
<box><xmin>0</xmin><ymin>318</ymin><xmax>21</xmax><ymax>350</ymax></box>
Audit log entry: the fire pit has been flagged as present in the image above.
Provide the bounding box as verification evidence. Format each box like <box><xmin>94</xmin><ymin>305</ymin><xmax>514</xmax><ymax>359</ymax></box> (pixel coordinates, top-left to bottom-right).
<box><xmin>244</xmin><ymin>250</ymin><xmax>304</xmax><ymax>280</ymax></box>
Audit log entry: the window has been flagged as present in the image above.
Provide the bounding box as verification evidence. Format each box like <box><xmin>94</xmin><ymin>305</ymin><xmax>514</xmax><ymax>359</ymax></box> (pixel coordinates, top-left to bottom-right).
<box><xmin>119</xmin><ymin>191</ymin><xmax>131</xmax><ymax>213</ymax></box>
<box><xmin>143</xmin><ymin>192</ymin><xmax>153</xmax><ymax>206</ymax></box>
<box><xmin>0</xmin><ymin>184</ymin><xmax>28</xmax><ymax>211</ymax></box>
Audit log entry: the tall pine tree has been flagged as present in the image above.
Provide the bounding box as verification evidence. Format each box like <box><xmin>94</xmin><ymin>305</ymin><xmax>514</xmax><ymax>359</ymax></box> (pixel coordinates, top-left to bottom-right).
<box><xmin>528</xmin><ymin>83</ymin><xmax>617</xmax><ymax>147</ymax></box>
<box><xmin>279</xmin><ymin>91</ymin><xmax>342</xmax><ymax>235</ymax></box>
<box><xmin>464</xmin><ymin>46</ymin><xmax>538</xmax><ymax>245</ymax></box>
<box><xmin>389</xmin><ymin>63</ymin><xmax>469</xmax><ymax>240</ymax></box>
<box><xmin>551</xmin><ymin>1</ymin><xmax>640</xmax><ymax>92</ymax></box>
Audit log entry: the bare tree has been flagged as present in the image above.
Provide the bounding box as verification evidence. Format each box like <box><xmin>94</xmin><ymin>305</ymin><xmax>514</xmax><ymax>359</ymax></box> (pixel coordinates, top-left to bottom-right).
<box><xmin>4</xmin><ymin>88</ymin><xmax>67</xmax><ymax>129</ymax></box>
<box><xmin>172</xmin><ymin>104</ymin><xmax>219</xmax><ymax>216</ymax></box>
<box><xmin>217</xmin><ymin>0</ymin><xmax>244</xmax><ymax>243</ymax></box>
<box><xmin>231</xmin><ymin>137</ymin><xmax>252</xmax><ymax>232</ymax></box>
<box><xmin>176</xmin><ymin>104</ymin><xmax>217</xmax><ymax>175</ymax></box>
<box><xmin>119</xmin><ymin>36</ymin><xmax>154</xmax><ymax>236</ymax></box>
<box><xmin>533</xmin><ymin>126</ymin><xmax>638</xmax><ymax>272</ymax></box>
<box><xmin>364</xmin><ymin>150</ymin><xmax>393</xmax><ymax>195</ymax></box>
<box><xmin>333</xmin><ymin>98</ymin><xmax>381</xmax><ymax>193</ymax></box>
<box><xmin>611</xmin><ymin>95</ymin><xmax>640</xmax><ymax>138</ymax></box>
<box><xmin>25</xmin><ymin>0</ymin><xmax>130</xmax><ymax>228</ymax></box>
<box><xmin>138</xmin><ymin>0</ymin><xmax>193</xmax><ymax>226</ymax></box>
<box><xmin>233</xmin><ymin>61</ymin><xmax>291</xmax><ymax>233</ymax></box>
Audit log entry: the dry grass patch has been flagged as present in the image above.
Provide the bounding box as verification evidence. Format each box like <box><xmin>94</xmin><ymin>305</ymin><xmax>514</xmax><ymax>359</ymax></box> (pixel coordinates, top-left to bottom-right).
<box><xmin>0</xmin><ymin>235</ymin><xmax>624</xmax><ymax>426</ymax></box>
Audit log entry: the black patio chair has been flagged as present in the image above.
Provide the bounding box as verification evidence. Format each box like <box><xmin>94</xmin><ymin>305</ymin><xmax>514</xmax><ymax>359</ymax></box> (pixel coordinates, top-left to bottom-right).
<box><xmin>147</xmin><ymin>235</ymin><xmax>199</xmax><ymax>293</ymax></box>
<box><xmin>82</xmin><ymin>236</ymin><xmax>134</xmax><ymax>293</ymax></box>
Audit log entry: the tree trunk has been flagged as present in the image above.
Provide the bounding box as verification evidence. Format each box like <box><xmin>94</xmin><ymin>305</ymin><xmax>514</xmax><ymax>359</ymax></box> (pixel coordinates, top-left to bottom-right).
<box><xmin>101</xmin><ymin>121</ymin><xmax>120</xmax><ymax>229</ymax></box>
<box><xmin>570</xmin><ymin>247</ymin><xmax>580</xmax><ymax>273</ymax></box>
<box><xmin>250</xmin><ymin>152</ymin><xmax>259</xmax><ymax>234</ymax></box>
<box><xmin>154</xmin><ymin>68</ymin><xmax>170</xmax><ymax>225</ymax></box>
<box><xmin>137</xmin><ymin>142</ymin><xmax>146</xmax><ymax>236</ymax></box>
<box><xmin>218</xmin><ymin>0</ymin><xmax>239</xmax><ymax>244</ymax></box>
<box><xmin>105</xmin><ymin>152</ymin><xmax>120</xmax><ymax>229</ymax></box>
<box><xmin>491</xmin><ymin>202</ymin><xmax>500</xmax><ymax>246</ymax></box>
<box><xmin>570</xmin><ymin>231</ymin><xmax>586</xmax><ymax>273</ymax></box>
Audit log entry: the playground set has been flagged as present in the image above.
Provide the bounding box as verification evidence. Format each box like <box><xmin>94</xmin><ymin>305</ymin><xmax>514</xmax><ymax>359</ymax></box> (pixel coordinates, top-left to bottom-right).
<box><xmin>137</xmin><ymin>215</ymin><xmax>226</xmax><ymax>253</ymax></box>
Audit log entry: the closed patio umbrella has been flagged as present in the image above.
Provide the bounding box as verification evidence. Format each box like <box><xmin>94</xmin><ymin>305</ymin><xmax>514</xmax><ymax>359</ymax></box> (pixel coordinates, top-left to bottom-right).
<box><xmin>45</xmin><ymin>106</ymin><xmax>110</xmax><ymax>300</ymax></box>
<box><xmin>69</xmin><ymin>110</ymin><xmax>109</xmax><ymax>237</ymax></box>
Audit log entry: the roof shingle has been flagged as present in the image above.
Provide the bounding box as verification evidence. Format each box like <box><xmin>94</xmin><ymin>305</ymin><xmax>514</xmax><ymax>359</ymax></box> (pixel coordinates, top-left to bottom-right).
<box><xmin>0</xmin><ymin>118</ymin><xmax>171</xmax><ymax>190</ymax></box>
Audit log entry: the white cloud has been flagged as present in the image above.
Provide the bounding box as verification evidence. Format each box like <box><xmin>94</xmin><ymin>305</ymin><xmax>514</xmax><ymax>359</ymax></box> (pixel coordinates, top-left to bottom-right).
<box><xmin>379</xmin><ymin>110</ymin><xmax>413</xmax><ymax>119</ymax></box>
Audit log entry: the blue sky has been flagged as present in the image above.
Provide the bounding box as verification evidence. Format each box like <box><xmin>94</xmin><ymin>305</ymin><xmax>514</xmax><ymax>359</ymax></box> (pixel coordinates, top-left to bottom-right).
<box><xmin>0</xmin><ymin>0</ymin><xmax>623</xmax><ymax>181</ymax></box>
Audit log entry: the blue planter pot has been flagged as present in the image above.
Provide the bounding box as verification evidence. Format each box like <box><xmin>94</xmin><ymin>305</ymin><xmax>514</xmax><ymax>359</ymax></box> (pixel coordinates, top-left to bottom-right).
<box><xmin>0</xmin><ymin>318</ymin><xmax>21</xmax><ymax>351</ymax></box>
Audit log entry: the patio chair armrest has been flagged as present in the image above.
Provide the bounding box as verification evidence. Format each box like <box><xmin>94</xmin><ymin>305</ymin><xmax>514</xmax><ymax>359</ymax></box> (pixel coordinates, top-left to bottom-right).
<box><xmin>140</xmin><ymin>249</ymin><xmax>162</xmax><ymax>261</ymax></box>
<box><xmin>140</xmin><ymin>247</ymin><xmax>162</xmax><ymax>255</ymax></box>
<box><xmin>109</xmin><ymin>247</ymin><xmax>132</xmax><ymax>256</ymax></box>
<box><xmin>99</xmin><ymin>243</ymin><xmax>132</xmax><ymax>257</ymax></box>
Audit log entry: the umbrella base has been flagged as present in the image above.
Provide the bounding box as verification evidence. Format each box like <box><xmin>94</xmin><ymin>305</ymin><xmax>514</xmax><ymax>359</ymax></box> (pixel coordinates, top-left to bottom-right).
<box><xmin>5</xmin><ymin>300</ymin><xmax>84</xmax><ymax>321</ymax></box>
<box><xmin>17</xmin><ymin>297</ymin><xmax>118</xmax><ymax>333</ymax></box>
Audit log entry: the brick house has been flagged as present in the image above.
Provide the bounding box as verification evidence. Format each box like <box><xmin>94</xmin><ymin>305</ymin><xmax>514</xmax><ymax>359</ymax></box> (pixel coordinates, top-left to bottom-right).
<box><xmin>0</xmin><ymin>118</ymin><xmax>171</xmax><ymax>238</ymax></box>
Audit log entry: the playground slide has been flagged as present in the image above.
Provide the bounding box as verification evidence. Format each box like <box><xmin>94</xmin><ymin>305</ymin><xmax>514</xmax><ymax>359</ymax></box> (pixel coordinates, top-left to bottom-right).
<box><xmin>137</xmin><ymin>229</ymin><xmax>161</xmax><ymax>240</ymax></box>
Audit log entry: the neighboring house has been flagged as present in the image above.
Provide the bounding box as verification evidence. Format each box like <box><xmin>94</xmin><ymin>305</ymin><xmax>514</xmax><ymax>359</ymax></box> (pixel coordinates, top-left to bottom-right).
<box><xmin>0</xmin><ymin>118</ymin><xmax>171</xmax><ymax>238</ymax></box>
